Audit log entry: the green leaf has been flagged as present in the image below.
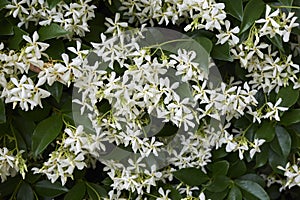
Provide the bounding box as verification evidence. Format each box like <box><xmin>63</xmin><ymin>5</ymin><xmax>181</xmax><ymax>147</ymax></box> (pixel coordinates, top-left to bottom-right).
<box><xmin>281</xmin><ymin>109</ymin><xmax>300</xmax><ymax>126</ymax></box>
<box><xmin>35</xmin><ymin>180</ymin><xmax>68</xmax><ymax>198</ymax></box>
<box><xmin>47</xmin><ymin>0</ymin><xmax>61</xmax><ymax>8</ymax></box>
<box><xmin>207</xmin><ymin>175</ymin><xmax>231</xmax><ymax>192</ymax></box>
<box><xmin>13</xmin><ymin>117</ymin><xmax>36</xmax><ymax>149</ymax></box>
<box><xmin>0</xmin><ymin>19</ymin><xmax>13</xmax><ymax>35</ymax></box>
<box><xmin>267</xmin><ymin>35</ymin><xmax>284</xmax><ymax>53</ymax></box>
<box><xmin>0</xmin><ymin>176</ymin><xmax>21</xmax><ymax>197</ymax></box>
<box><xmin>155</xmin><ymin>121</ymin><xmax>178</xmax><ymax>137</ymax></box>
<box><xmin>268</xmin><ymin>149</ymin><xmax>286</xmax><ymax>173</ymax></box>
<box><xmin>228</xmin><ymin>160</ymin><xmax>247</xmax><ymax>179</ymax></box>
<box><xmin>211</xmin><ymin>43</ymin><xmax>233</xmax><ymax>61</ymax></box>
<box><xmin>86</xmin><ymin>182</ymin><xmax>107</xmax><ymax>200</ymax></box>
<box><xmin>240</xmin><ymin>0</ymin><xmax>265</xmax><ymax>33</ymax></box>
<box><xmin>210</xmin><ymin>160</ymin><xmax>230</xmax><ymax>176</ymax></box>
<box><xmin>44</xmin><ymin>39</ymin><xmax>65</xmax><ymax>60</ymax></box>
<box><xmin>0</xmin><ymin>0</ymin><xmax>9</xmax><ymax>9</ymax></box>
<box><xmin>194</xmin><ymin>36</ymin><xmax>213</xmax><ymax>53</ymax></box>
<box><xmin>32</xmin><ymin>114</ymin><xmax>63</xmax><ymax>157</ymax></box>
<box><xmin>0</xmin><ymin>98</ymin><xmax>6</xmax><ymax>123</ymax></box>
<box><xmin>255</xmin><ymin>144</ymin><xmax>269</xmax><ymax>168</ymax></box>
<box><xmin>276</xmin><ymin>85</ymin><xmax>299</xmax><ymax>108</ymax></box>
<box><xmin>38</xmin><ymin>23</ymin><xmax>70</xmax><ymax>41</ymax></box>
<box><xmin>7</xmin><ymin>26</ymin><xmax>28</xmax><ymax>50</ymax></box>
<box><xmin>227</xmin><ymin>186</ymin><xmax>242</xmax><ymax>200</ymax></box>
<box><xmin>275</xmin><ymin>125</ymin><xmax>291</xmax><ymax>159</ymax></box>
<box><xmin>64</xmin><ymin>182</ymin><xmax>86</xmax><ymax>200</ymax></box>
<box><xmin>279</xmin><ymin>0</ymin><xmax>294</xmax><ymax>11</ymax></box>
<box><xmin>235</xmin><ymin>180</ymin><xmax>270</xmax><ymax>200</ymax></box>
<box><xmin>18</xmin><ymin>101</ymin><xmax>51</xmax><ymax>122</ymax></box>
<box><xmin>219</xmin><ymin>0</ymin><xmax>243</xmax><ymax>21</ymax></box>
<box><xmin>238</xmin><ymin>174</ymin><xmax>265</xmax><ymax>188</ymax></box>
<box><xmin>173</xmin><ymin>168</ymin><xmax>209</xmax><ymax>186</ymax></box>
<box><xmin>255</xmin><ymin>121</ymin><xmax>275</xmax><ymax>142</ymax></box>
<box><xmin>164</xmin><ymin>185</ymin><xmax>182</xmax><ymax>200</ymax></box>
<box><xmin>17</xmin><ymin>182</ymin><xmax>34</xmax><ymax>200</ymax></box>
<box><xmin>45</xmin><ymin>82</ymin><xmax>63</xmax><ymax>103</ymax></box>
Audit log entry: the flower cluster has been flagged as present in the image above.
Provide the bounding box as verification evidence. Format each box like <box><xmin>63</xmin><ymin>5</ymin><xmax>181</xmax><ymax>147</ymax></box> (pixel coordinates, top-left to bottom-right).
<box><xmin>0</xmin><ymin>148</ymin><xmax>27</xmax><ymax>183</ymax></box>
<box><xmin>5</xmin><ymin>0</ymin><xmax>96</xmax><ymax>37</ymax></box>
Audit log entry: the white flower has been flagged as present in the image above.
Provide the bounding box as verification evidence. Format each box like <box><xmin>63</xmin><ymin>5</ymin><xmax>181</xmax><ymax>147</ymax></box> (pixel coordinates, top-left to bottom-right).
<box><xmin>23</xmin><ymin>31</ymin><xmax>49</xmax><ymax>59</ymax></box>
<box><xmin>263</xmin><ymin>98</ymin><xmax>288</xmax><ymax>121</ymax></box>
<box><xmin>216</xmin><ymin>20</ymin><xmax>240</xmax><ymax>45</ymax></box>
<box><xmin>157</xmin><ymin>187</ymin><xmax>171</xmax><ymax>200</ymax></box>
<box><xmin>249</xmin><ymin>139</ymin><xmax>265</xmax><ymax>158</ymax></box>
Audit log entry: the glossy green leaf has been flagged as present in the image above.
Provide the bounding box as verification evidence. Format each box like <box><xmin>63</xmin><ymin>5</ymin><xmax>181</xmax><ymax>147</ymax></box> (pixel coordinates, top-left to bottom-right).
<box><xmin>18</xmin><ymin>101</ymin><xmax>51</xmax><ymax>122</ymax></box>
<box><xmin>194</xmin><ymin>36</ymin><xmax>213</xmax><ymax>53</ymax></box>
<box><xmin>86</xmin><ymin>182</ymin><xmax>107</xmax><ymax>199</ymax></box>
<box><xmin>220</xmin><ymin>0</ymin><xmax>243</xmax><ymax>21</ymax></box>
<box><xmin>7</xmin><ymin>26</ymin><xmax>28</xmax><ymax>50</ymax></box>
<box><xmin>228</xmin><ymin>160</ymin><xmax>247</xmax><ymax>179</ymax></box>
<box><xmin>35</xmin><ymin>180</ymin><xmax>68</xmax><ymax>198</ymax></box>
<box><xmin>64</xmin><ymin>182</ymin><xmax>86</xmax><ymax>200</ymax></box>
<box><xmin>210</xmin><ymin>160</ymin><xmax>230</xmax><ymax>176</ymax></box>
<box><xmin>44</xmin><ymin>39</ymin><xmax>65</xmax><ymax>60</ymax></box>
<box><xmin>173</xmin><ymin>168</ymin><xmax>209</xmax><ymax>186</ymax></box>
<box><xmin>227</xmin><ymin>186</ymin><xmax>242</xmax><ymax>200</ymax></box>
<box><xmin>240</xmin><ymin>0</ymin><xmax>265</xmax><ymax>33</ymax></box>
<box><xmin>276</xmin><ymin>85</ymin><xmax>299</xmax><ymax>107</ymax></box>
<box><xmin>267</xmin><ymin>35</ymin><xmax>284</xmax><ymax>53</ymax></box>
<box><xmin>38</xmin><ymin>23</ymin><xmax>70</xmax><ymax>41</ymax></box>
<box><xmin>211</xmin><ymin>43</ymin><xmax>233</xmax><ymax>61</ymax></box>
<box><xmin>235</xmin><ymin>180</ymin><xmax>270</xmax><ymax>200</ymax></box>
<box><xmin>255</xmin><ymin>121</ymin><xmax>275</xmax><ymax>142</ymax></box>
<box><xmin>275</xmin><ymin>125</ymin><xmax>291</xmax><ymax>159</ymax></box>
<box><xmin>0</xmin><ymin>176</ymin><xmax>21</xmax><ymax>197</ymax></box>
<box><xmin>207</xmin><ymin>175</ymin><xmax>231</xmax><ymax>192</ymax></box>
<box><xmin>13</xmin><ymin>117</ymin><xmax>36</xmax><ymax>149</ymax></box>
<box><xmin>268</xmin><ymin>149</ymin><xmax>286</xmax><ymax>173</ymax></box>
<box><xmin>0</xmin><ymin>19</ymin><xmax>13</xmax><ymax>35</ymax></box>
<box><xmin>17</xmin><ymin>182</ymin><xmax>34</xmax><ymax>200</ymax></box>
<box><xmin>238</xmin><ymin>174</ymin><xmax>265</xmax><ymax>188</ymax></box>
<box><xmin>0</xmin><ymin>0</ymin><xmax>9</xmax><ymax>9</ymax></box>
<box><xmin>47</xmin><ymin>0</ymin><xmax>61</xmax><ymax>8</ymax></box>
<box><xmin>255</xmin><ymin>144</ymin><xmax>269</xmax><ymax>168</ymax></box>
<box><xmin>0</xmin><ymin>98</ymin><xmax>6</xmax><ymax>123</ymax></box>
<box><xmin>281</xmin><ymin>109</ymin><xmax>300</xmax><ymax>126</ymax></box>
<box><xmin>32</xmin><ymin>114</ymin><xmax>63</xmax><ymax>157</ymax></box>
<box><xmin>45</xmin><ymin>82</ymin><xmax>64</xmax><ymax>103</ymax></box>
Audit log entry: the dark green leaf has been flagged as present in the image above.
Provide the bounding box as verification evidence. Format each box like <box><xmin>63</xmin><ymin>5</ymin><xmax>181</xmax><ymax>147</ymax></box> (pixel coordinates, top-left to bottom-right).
<box><xmin>13</xmin><ymin>117</ymin><xmax>36</xmax><ymax>149</ymax></box>
<box><xmin>275</xmin><ymin>125</ymin><xmax>291</xmax><ymax>159</ymax></box>
<box><xmin>210</xmin><ymin>160</ymin><xmax>230</xmax><ymax>176</ymax></box>
<box><xmin>17</xmin><ymin>182</ymin><xmax>34</xmax><ymax>200</ymax></box>
<box><xmin>35</xmin><ymin>180</ymin><xmax>68</xmax><ymax>198</ymax></box>
<box><xmin>18</xmin><ymin>101</ymin><xmax>51</xmax><ymax>122</ymax></box>
<box><xmin>173</xmin><ymin>168</ymin><xmax>209</xmax><ymax>186</ymax></box>
<box><xmin>219</xmin><ymin>0</ymin><xmax>243</xmax><ymax>21</ymax></box>
<box><xmin>164</xmin><ymin>185</ymin><xmax>182</xmax><ymax>200</ymax></box>
<box><xmin>240</xmin><ymin>0</ymin><xmax>265</xmax><ymax>33</ymax></box>
<box><xmin>276</xmin><ymin>85</ymin><xmax>299</xmax><ymax>108</ymax></box>
<box><xmin>0</xmin><ymin>98</ymin><xmax>6</xmax><ymax>123</ymax></box>
<box><xmin>86</xmin><ymin>182</ymin><xmax>107</xmax><ymax>200</ymax></box>
<box><xmin>45</xmin><ymin>82</ymin><xmax>63</xmax><ymax>103</ymax></box>
<box><xmin>155</xmin><ymin>121</ymin><xmax>178</xmax><ymax>137</ymax></box>
<box><xmin>38</xmin><ymin>23</ymin><xmax>70</xmax><ymax>41</ymax></box>
<box><xmin>227</xmin><ymin>186</ymin><xmax>242</xmax><ymax>200</ymax></box>
<box><xmin>207</xmin><ymin>175</ymin><xmax>231</xmax><ymax>192</ymax></box>
<box><xmin>206</xmin><ymin>189</ymin><xmax>229</xmax><ymax>200</ymax></box>
<box><xmin>47</xmin><ymin>0</ymin><xmax>61</xmax><ymax>8</ymax></box>
<box><xmin>281</xmin><ymin>109</ymin><xmax>300</xmax><ymax>126</ymax></box>
<box><xmin>32</xmin><ymin>114</ymin><xmax>63</xmax><ymax>157</ymax></box>
<box><xmin>235</xmin><ymin>180</ymin><xmax>270</xmax><ymax>200</ymax></box>
<box><xmin>194</xmin><ymin>36</ymin><xmax>213</xmax><ymax>53</ymax></box>
<box><xmin>238</xmin><ymin>174</ymin><xmax>265</xmax><ymax>187</ymax></box>
<box><xmin>0</xmin><ymin>19</ymin><xmax>13</xmax><ymax>35</ymax></box>
<box><xmin>64</xmin><ymin>182</ymin><xmax>86</xmax><ymax>200</ymax></box>
<box><xmin>255</xmin><ymin>121</ymin><xmax>275</xmax><ymax>142</ymax></box>
<box><xmin>268</xmin><ymin>149</ymin><xmax>286</xmax><ymax>173</ymax></box>
<box><xmin>44</xmin><ymin>39</ymin><xmax>65</xmax><ymax>60</ymax></box>
<box><xmin>279</xmin><ymin>0</ymin><xmax>294</xmax><ymax>11</ymax></box>
<box><xmin>0</xmin><ymin>0</ymin><xmax>9</xmax><ymax>9</ymax></box>
<box><xmin>267</xmin><ymin>35</ymin><xmax>284</xmax><ymax>53</ymax></box>
<box><xmin>7</xmin><ymin>26</ymin><xmax>28</xmax><ymax>50</ymax></box>
<box><xmin>0</xmin><ymin>176</ymin><xmax>21</xmax><ymax>197</ymax></box>
<box><xmin>228</xmin><ymin>160</ymin><xmax>247</xmax><ymax>179</ymax></box>
<box><xmin>211</xmin><ymin>43</ymin><xmax>233</xmax><ymax>61</ymax></box>
<box><xmin>255</xmin><ymin>143</ymin><xmax>269</xmax><ymax>168</ymax></box>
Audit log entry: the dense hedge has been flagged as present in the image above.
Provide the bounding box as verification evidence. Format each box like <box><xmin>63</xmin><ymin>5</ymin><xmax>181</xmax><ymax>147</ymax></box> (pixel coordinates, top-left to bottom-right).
<box><xmin>0</xmin><ymin>0</ymin><xmax>300</xmax><ymax>199</ymax></box>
